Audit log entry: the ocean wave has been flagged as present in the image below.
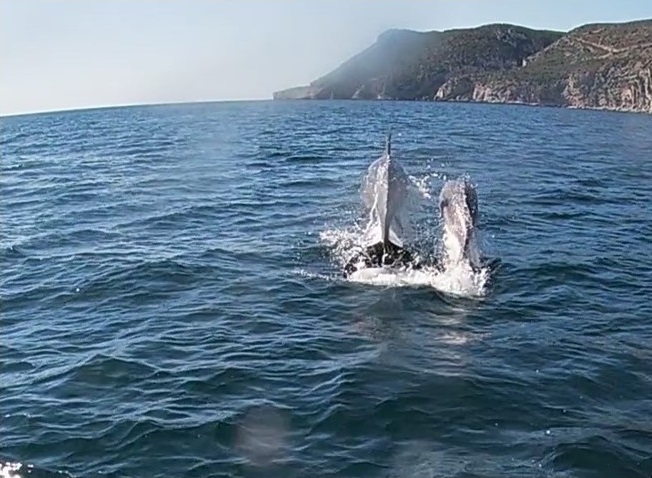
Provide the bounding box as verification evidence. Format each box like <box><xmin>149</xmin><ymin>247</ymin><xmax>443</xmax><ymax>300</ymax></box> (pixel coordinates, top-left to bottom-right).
<box><xmin>2</xmin><ymin>101</ymin><xmax>651</xmax><ymax>478</ymax></box>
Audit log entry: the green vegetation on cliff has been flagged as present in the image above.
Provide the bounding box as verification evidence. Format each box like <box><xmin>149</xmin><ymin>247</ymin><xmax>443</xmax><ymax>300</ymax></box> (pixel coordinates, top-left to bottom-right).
<box><xmin>273</xmin><ymin>20</ymin><xmax>652</xmax><ymax>113</ymax></box>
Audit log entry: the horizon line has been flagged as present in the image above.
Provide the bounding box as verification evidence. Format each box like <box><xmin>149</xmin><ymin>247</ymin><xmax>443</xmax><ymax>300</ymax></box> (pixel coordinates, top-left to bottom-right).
<box><xmin>0</xmin><ymin>97</ymin><xmax>274</xmax><ymax>119</ymax></box>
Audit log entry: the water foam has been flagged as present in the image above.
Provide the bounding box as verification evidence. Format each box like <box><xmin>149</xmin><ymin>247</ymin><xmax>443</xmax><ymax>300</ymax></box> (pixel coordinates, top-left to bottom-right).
<box><xmin>0</xmin><ymin>462</ymin><xmax>30</xmax><ymax>478</ymax></box>
<box><xmin>345</xmin><ymin>261</ymin><xmax>489</xmax><ymax>298</ymax></box>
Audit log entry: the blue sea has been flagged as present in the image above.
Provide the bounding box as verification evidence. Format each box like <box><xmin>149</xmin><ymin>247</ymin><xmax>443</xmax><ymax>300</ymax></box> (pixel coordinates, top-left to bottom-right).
<box><xmin>2</xmin><ymin>100</ymin><xmax>652</xmax><ymax>478</ymax></box>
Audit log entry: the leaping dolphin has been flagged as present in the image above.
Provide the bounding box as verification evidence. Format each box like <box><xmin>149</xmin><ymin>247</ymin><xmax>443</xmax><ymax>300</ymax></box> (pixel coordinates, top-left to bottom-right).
<box><xmin>344</xmin><ymin>133</ymin><xmax>420</xmax><ymax>277</ymax></box>
<box><xmin>360</xmin><ymin>131</ymin><xmax>410</xmax><ymax>250</ymax></box>
<box><xmin>438</xmin><ymin>177</ymin><xmax>481</xmax><ymax>269</ymax></box>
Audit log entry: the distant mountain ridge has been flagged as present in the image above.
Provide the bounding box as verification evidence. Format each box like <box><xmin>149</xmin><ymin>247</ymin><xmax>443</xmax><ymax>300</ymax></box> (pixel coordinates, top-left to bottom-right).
<box><xmin>273</xmin><ymin>20</ymin><xmax>652</xmax><ymax>113</ymax></box>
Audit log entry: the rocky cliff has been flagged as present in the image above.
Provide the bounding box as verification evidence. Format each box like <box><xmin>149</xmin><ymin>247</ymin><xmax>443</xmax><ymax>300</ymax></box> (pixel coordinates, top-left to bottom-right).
<box><xmin>273</xmin><ymin>20</ymin><xmax>652</xmax><ymax>113</ymax></box>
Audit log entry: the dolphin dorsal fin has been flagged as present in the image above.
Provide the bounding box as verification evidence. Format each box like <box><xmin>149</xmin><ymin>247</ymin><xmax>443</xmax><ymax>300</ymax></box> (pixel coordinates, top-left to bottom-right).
<box><xmin>385</xmin><ymin>130</ymin><xmax>392</xmax><ymax>156</ymax></box>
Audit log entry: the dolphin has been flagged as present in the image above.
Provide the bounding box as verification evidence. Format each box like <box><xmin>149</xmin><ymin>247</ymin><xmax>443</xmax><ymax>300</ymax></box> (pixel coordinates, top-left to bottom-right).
<box><xmin>344</xmin><ymin>133</ymin><xmax>420</xmax><ymax>277</ymax></box>
<box><xmin>360</xmin><ymin>131</ymin><xmax>410</xmax><ymax>250</ymax></box>
<box><xmin>438</xmin><ymin>177</ymin><xmax>481</xmax><ymax>268</ymax></box>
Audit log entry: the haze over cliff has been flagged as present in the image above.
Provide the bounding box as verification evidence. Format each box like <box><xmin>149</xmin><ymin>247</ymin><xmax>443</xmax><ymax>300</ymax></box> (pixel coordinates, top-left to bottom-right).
<box><xmin>273</xmin><ymin>20</ymin><xmax>652</xmax><ymax>113</ymax></box>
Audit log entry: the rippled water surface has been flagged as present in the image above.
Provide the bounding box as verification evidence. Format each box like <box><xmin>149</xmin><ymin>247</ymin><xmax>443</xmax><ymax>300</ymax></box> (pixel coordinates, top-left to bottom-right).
<box><xmin>2</xmin><ymin>101</ymin><xmax>652</xmax><ymax>478</ymax></box>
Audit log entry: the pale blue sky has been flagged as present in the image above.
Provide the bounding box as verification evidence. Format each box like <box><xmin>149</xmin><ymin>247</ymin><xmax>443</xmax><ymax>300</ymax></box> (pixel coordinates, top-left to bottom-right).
<box><xmin>2</xmin><ymin>0</ymin><xmax>651</xmax><ymax>116</ymax></box>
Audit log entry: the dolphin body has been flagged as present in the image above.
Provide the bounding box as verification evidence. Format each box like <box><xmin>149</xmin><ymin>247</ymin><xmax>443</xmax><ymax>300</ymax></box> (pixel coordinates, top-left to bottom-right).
<box><xmin>343</xmin><ymin>133</ymin><xmax>420</xmax><ymax>277</ymax></box>
<box><xmin>360</xmin><ymin>132</ymin><xmax>410</xmax><ymax>249</ymax></box>
<box><xmin>438</xmin><ymin>178</ymin><xmax>481</xmax><ymax>269</ymax></box>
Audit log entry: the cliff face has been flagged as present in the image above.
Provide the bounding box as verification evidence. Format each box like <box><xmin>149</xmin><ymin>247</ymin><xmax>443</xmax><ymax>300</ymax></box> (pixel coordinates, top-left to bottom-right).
<box><xmin>273</xmin><ymin>20</ymin><xmax>652</xmax><ymax>113</ymax></box>
<box><xmin>435</xmin><ymin>20</ymin><xmax>652</xmax><ymax>113</ymax></box>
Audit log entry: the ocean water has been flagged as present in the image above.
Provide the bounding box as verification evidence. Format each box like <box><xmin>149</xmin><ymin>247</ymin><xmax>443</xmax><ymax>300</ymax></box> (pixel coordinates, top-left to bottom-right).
<box><xmin>2</xmin><ymin>100</ymin><xmax>652</xmax><ymax>478</ymax></box>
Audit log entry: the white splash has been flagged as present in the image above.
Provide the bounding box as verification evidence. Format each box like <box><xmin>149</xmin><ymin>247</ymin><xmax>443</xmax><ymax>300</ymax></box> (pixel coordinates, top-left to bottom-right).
<box><xmin>346</xmin><ymin>261</ymin><xmax>490</xmax><ymax>298</ymax></box>
<box><xmin>0</xmin><ymin>462</ymin><xmax>27</xmax><ymax>478</ymax></box>
<box><xmin>408</xmin><ymin>170</ymin><xmax>446</xmax><ymax>201</ymax></box>
<box><xmin>320</xmin><ymin>223</ymin><xmax>490</xmax><ymax>298</ymax></box>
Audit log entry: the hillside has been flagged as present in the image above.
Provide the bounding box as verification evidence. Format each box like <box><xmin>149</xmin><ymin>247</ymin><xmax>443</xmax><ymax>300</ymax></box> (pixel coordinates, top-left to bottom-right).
<box><xmin>273</xmin><ymin>20</ymin><xmax>652</xmax><ymax>113</ymax></box>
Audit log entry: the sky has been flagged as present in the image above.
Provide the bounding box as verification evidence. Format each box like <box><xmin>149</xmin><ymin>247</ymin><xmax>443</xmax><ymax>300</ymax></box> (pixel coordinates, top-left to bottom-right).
<box><xmin>2</xmin><ymin>0</ymin><xmax>651</xmax><ymax>116</ymax></box>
